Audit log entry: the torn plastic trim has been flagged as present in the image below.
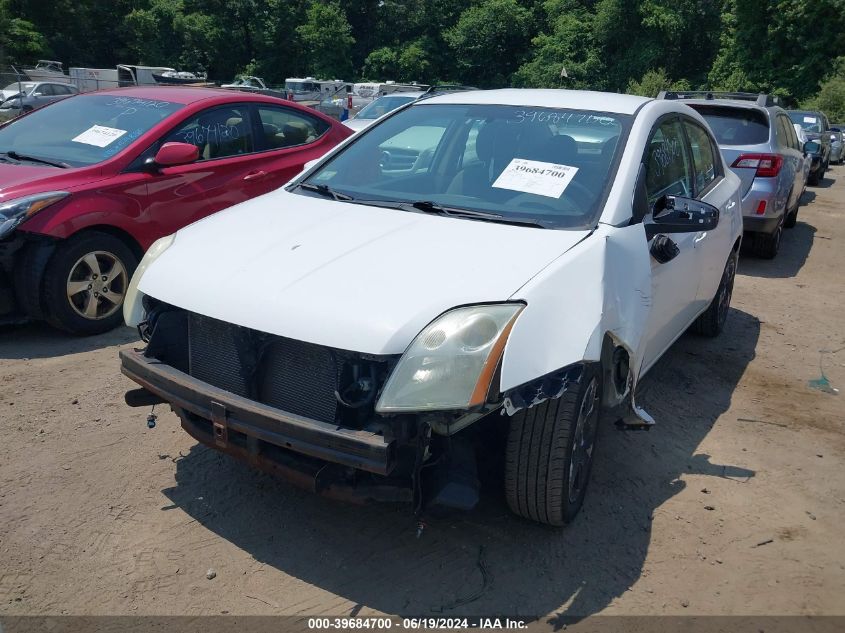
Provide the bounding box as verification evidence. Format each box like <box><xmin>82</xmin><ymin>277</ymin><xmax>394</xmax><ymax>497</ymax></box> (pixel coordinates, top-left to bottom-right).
<box><xmin>501</xmin><ymin>363</ymin><xmax>588</xmax><ymax>416</ymax></box>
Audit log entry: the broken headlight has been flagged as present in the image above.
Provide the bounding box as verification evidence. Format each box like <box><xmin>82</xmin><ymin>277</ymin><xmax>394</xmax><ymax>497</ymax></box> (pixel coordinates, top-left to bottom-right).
<box><xmin>123</xmin><ymin>234</ymin><xmax>175</xmax><ymax>327</ymax></box>
<box><xmin>375</xmin><ymin>303</ymin><xmax>524</xmax><ymax>413</ymax></box>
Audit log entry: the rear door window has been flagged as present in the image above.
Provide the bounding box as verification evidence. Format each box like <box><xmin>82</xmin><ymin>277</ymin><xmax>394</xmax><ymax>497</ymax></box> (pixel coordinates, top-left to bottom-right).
<box><xmin>695</xmin><ymin>106</ymin><xmax>770</xmax><ymax>145</ymax></box>
<box><xmin>255</xmin><ymin>106</ymin><xmax>330</xmax><ymax>150</ymax></box>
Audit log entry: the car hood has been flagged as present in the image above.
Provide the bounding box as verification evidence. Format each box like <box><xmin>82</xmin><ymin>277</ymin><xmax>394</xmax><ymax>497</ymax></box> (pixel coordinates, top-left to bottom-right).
<box><xmin>0</xmin><ymin>162</ymin><xmax>104</xmax><ymax>201</ymax></box>
<box><xmin>139</xmin><ymin>190</ymin><xmax>591</xmax><ymax>355</ymax></box>
<box><xmin>1</xmin><ymin>90</ymin><xmax>22</xmax><ymax>102</ymax></box>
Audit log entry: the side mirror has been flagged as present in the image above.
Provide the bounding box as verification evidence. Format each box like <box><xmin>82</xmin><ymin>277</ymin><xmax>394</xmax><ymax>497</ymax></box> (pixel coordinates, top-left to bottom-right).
<box><xmin>645</xmin><ymin>195</ymin><xmax>719</xmax><ymax>240</ymax></box>
<box><xmin>803</xmin><ymin>140</ymin><xmax>820</xmax><ymax>155</ymax></box>
<box><xmin>32</xmin><ymin>92</ymin><xmax>43</xmax><ymax>97</ymax></box>
<box><xmin>153</xmin><ymin>142</ymin><xmax>199</xmax><ymax>167</ymax></box>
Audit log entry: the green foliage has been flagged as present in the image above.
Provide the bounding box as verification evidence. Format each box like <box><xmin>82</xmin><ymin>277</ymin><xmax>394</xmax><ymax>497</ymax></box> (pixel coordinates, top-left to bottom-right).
<box><xmin>2</xmin><ymin>0</ymin><xmax>844</xmax><ymax>121</ymax></box>
<box><xmin>626</xmin><ymin>68</ymin><xmax>691</xmax><ymax>97</ymax></box>
<box><xmin>296</xmin><ymin>1</ymin><xmax>355</xmax><ymax>79</ymax></box>
<box><xmin>802</xmin><ymin>58</ymin><xmax>845</xmax><ymax>122</ymax></box>
<box><xmin>443</xmin><ymin>0</ymin><xmax>532</xmax><ymax>87</ymax></box>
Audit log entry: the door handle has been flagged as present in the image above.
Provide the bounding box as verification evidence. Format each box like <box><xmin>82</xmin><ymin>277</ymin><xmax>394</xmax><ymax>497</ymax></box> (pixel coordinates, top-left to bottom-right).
<box><xmin>243</xmin><ymin>170</ymin><xmax>267</xmax><ymax>181</ymax></box>
<box><xmin>694</xmin><ymin>231</ymin><xmax>707</xmax><ymax>245</ymax></box>
<box><xmin>726</xmin><ymin>200</ymin><xmax>736</xmax><ymax>210</ymax></box>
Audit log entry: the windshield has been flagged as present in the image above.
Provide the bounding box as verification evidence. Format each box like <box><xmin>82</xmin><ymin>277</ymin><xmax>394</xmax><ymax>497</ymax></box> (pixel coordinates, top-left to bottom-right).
<box><xmin>693</xmin><ymin>106</ymin><xmax>770</xmax><ymax>145</ymax></box>
<box><xmin>788</xmin><ymin>111</ymin><xmax>823</xmax><ymax>133</ymax></box>
<box><xmin>297</xmin><ymin>103</ymin><xmax>628</xmax><ymax>229</ymax></box>
<box><xmin>356</xmin><ymin>95</ymin><xmax>418</xmax><ymax>120</ymax></box>
<box><xmin>0</xmin><ymin>94</ymin><xmax>183</xmax><ymax>167</ymax></box>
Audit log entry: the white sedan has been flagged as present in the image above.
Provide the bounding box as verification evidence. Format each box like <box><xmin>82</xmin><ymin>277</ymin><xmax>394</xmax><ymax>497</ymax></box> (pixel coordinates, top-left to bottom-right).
<box><xmin>121</xmin><ymin>89</ymin><xmax>742</xmax><ymax>526</ymax></box>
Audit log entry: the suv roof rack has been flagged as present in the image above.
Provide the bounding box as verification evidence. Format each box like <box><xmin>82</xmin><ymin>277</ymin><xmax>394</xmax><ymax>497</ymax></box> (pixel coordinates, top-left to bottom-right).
<box><xmin>657</xmin><ymin>90</ymin><xmax>779</xmax><ymax>107</ymax></box>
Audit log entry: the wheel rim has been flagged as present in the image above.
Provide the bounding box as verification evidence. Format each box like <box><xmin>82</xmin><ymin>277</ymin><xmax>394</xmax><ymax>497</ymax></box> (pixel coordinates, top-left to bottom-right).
<box><xmin>717</xmin><ymin>256</ymin><xmax>737</xmax><ymax>326</ymax></box>
<box><xmin>66</xmin><ymin>251</ymin><xmax>127</xmax><ymax>320</ymax></box>
<box><xmin>568</xmin><ymin>377</ymin><xmax>600</xmax><ymax>504</ymax></box>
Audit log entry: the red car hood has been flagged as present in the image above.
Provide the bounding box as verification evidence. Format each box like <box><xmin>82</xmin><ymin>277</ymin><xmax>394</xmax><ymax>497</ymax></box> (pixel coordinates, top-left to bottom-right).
<box><xmin>0</xmin><ymin>162</ymin><xmax>102</xmax><ymax>201</ymax></box>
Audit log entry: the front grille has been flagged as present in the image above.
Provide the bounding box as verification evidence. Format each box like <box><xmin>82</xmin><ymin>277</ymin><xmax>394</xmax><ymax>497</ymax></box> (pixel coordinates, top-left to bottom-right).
<box><xmin>187</xmin><ymin>313</ymin><xmax>339</xmax><ymax>422</ymax></box>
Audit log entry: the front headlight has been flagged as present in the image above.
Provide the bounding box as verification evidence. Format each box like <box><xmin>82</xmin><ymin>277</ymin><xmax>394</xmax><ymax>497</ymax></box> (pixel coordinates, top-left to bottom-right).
<box><xmin>123</xmin><ymin>234</ymin><xmax>175</xmax><ymax>327</ymax></box>
<box><xmin>0</xmin><ymin>191</ymin><xmax>69</xmax><ymax>239</ymax></box>
<box><xmin>376</xmin><ymin>303</ymin><xmax>524</xmax><ymax>413</ymax></box>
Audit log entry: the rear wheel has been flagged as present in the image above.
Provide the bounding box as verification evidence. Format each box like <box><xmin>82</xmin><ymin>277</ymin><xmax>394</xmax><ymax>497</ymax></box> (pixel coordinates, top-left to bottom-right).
<box><xmin>692</xmin><ymin>250</ymin><xmax>737</xmax><ymax>337</ymax></box>
<box><xmin>784</xmin><ymin>192</ymin><xmax>800</xmax><ymax>229</ymax></box>
<box><xmin>753</xmin><ymin>217</ymin><xmax>783</xmax><ymax>259</ymax></box>
<box><xmin>42</xmin><ymin>231</ymin><xmax>138</xmax><ymax>335</ymax></box>
<box><xmin>504</xmin><ymin>367</ymin><xmax>601</xmax><ymax>526</ymax></box>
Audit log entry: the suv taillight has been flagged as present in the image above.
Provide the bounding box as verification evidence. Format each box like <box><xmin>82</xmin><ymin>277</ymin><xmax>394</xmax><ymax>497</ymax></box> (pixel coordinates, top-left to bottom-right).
<box><xmin>732</xmin><ymin>154</ymin><xmax>783</xmax><ymax>177</ymax></box>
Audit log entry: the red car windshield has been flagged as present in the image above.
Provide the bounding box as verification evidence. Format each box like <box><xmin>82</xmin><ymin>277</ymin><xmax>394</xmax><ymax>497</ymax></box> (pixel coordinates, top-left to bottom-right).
<box><xmin>0</xmin><ymin>94</ymin><xmax>183</xmax><ymax>167</ymax></box>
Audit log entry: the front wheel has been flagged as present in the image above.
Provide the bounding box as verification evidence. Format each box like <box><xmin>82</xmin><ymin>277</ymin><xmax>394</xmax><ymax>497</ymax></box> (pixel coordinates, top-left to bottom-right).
<box><xmin>504</xmin><ymin>367</ymin><xmax>601</xmax><ymax>526</ymax></box>
<box><xmin>42</xmin><ymin>231</ymin><xmax>138</xmax><ymax>335</ymax></box>
<box><xmin>692</xmin><ymin>250</ymin><xmax>737</xmax><ymax>337</ymax></box>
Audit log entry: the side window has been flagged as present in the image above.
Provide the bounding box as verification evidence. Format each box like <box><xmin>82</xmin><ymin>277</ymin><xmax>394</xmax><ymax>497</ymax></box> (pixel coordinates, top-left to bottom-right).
<box><xmin>683</xmin><ymin>121</ymin><xmax>718</xmax><ymax>194</ymax></box>
<box><xmin>162</xmin><ymin>106</ymin><xmax>254</xmax><ymax>160</ymax></box>
<box><xmin>255</xmin><ymin>106</ymin><xmax>330</xmax><ymax>150</ymax></box>
<box><xmin>645</xmin><ymin>119</ymin><xmax>693</xmax><ymax>204</ymax></box>
<box><xmin>773</xmin><ymin>114</ymin><xmax>788</xmax><ymax>148</ymax></box>
<box><xmin>781</xmin><ymin>115</ymin><xmax>799</xmax><ymax>150</ymax></box>
<box><xmin>38</xmin><ymin>84</ymin><xmax>56</xmax><ymax>96</ymax></box>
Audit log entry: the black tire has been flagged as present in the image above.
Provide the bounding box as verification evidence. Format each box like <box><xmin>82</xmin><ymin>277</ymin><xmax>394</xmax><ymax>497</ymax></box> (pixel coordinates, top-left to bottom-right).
<box><xmin>784</xmin><ymin>193</ymin><xmax>799</xmax><ymax>229</ymax></box>
<box><xmin>504</xmin><ymin>367</ymin><xmax>601</xmax><ymax>526</ymax></box>
<box><xmin>752</xmin><ymin>217</ymin><xmax>783</xmax><ymax>259</ymax></box>
<box><xmin>808</xmin><ymin>169</ymin><xmax>820</xmax><ymax>186</ymax></box>
<box><xmin>42</xmin><ymin>231</ymin><xmax>138</xmax><ymax>335</ymax></box>
<box><xmin>692</xmin><ymin>250</ymin><xmax>737</xmax><ymax>337</ymax></box>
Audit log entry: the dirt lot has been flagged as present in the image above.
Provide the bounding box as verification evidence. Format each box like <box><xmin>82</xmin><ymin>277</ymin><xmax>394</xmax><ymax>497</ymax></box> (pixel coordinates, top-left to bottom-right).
<box><xmin>1</xmin><ymin>167</ymin><xmax>844</xmax><ymax>620</ymax></box>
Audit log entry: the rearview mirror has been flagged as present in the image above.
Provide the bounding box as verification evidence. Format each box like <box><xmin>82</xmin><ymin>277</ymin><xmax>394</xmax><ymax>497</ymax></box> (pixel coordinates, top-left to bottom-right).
<box><xmin>645</xmin><ymin>195</ymin><xmax>719</xmax><ymax>240</ymax></box>
<box><xmin>803</xmin><ymin>140</ymin><xmax>821</xmax><ymax>155</ymax></box>
<box><xmin>154</xmin><ymin>142</ymin><xmax>199</xmax><ymax>167</ymax></box>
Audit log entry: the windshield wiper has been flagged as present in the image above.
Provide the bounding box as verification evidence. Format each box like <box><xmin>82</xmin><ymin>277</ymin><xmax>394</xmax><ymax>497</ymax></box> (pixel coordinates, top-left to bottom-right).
<box><xmin>403</xmin><ymin>200</ymin><xmax>547</xmax><ymax>228</ymax></box>
<box><xmin>296</xmin><ymin>182</ymin><xmax>354</xmax><ymax>201</ymax></box>
<box><xmin>3</xmin><ymin>151</ymin><xmax>69</xmax><ymax>168</ymax></box>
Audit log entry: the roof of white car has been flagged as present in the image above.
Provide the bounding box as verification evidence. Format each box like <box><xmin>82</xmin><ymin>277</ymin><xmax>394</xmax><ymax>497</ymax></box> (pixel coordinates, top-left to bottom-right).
<box><xmin>419</xmin><ymin>88</ymin><xmax>652</xmax><ymax>115</ymax></box>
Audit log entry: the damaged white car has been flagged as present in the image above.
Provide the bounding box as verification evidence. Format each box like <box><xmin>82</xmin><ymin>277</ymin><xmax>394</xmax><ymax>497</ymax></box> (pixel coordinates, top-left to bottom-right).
<box><xmin>120</xmin><ymin>89</ymin><xmax>742</xmax><ymax>526</ymax></box>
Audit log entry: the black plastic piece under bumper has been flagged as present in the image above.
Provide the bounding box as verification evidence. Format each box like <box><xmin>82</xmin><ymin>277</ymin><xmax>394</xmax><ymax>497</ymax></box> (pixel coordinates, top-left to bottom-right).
<box><xmin>743</xmin><ymin>215</ymin><xmax>781</xmax><ymax>234</ymax></box>
<box><xmin>119</xmin><ymin>349</ymin><xmax>396</xmax><ymax>475</ymax></box>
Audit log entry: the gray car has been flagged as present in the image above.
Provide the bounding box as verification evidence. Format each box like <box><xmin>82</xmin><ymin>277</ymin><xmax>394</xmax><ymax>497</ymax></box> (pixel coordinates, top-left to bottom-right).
<box><xmin>829</xmin><ymin>127</ymin><xmax>843</xmax><ymax>164</ymax></box>
<box><xmin>0</xmin><ymin>81</ymin><xmax>78</xmax><ymax>121</ymax></box>
<box><xmin>659</xmin><ymin>91</ymin><xmax>809</xmax><ymax>259</ymax></box>
<box><xmin>787</xmin><ymin>109</ymin><xmax>831</xmax><ymax>184</ymax></box>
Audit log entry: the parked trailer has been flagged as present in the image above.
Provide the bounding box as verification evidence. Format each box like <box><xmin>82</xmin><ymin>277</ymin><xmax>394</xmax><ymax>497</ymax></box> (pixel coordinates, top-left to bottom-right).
<box><xmin>69</xmin><ymin>67</ymin><xmax>119</xmax><ymax>92</ymax></box>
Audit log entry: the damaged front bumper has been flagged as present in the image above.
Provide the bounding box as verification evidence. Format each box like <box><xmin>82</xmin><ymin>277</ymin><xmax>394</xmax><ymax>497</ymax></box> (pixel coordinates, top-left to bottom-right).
<box><xmin>120</xmin><ymin>349</ymin><xmax>414</xmax><ymax>504</ymax></box>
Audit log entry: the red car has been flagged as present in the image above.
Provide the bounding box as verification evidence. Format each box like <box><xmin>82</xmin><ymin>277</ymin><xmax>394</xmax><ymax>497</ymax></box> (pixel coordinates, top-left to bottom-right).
<box><xmin>0</xmin><ymin>86</ymin><xmax>352</xmax><ymax>334</ymax></box>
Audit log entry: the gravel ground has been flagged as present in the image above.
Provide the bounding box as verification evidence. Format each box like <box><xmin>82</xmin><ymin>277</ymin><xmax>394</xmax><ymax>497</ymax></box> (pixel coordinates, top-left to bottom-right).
<box><xmin>1</xmin><ymin>166</ymin><xmax>844</xmax><ymax>619</ymax></box>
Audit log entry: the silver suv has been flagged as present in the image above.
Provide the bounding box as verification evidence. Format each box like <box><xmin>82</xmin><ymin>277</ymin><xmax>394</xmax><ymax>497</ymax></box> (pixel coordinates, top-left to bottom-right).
<box><xmin>659</xmin><ymin>91</ymin><xmax>809</xmax><ymax>259</ymax></box>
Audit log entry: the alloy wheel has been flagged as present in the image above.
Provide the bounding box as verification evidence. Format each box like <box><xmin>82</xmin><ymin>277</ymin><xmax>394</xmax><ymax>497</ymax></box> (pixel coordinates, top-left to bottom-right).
<box><xmin>66</xmin><ymin>251</ymin><xmax>127</xmax><ymax>320</ymax></box>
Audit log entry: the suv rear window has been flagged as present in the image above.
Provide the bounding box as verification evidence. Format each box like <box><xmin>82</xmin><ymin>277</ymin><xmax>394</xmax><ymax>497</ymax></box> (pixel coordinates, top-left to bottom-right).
<box><xmin>691</xmin><ymin>106</ymin><xmax>769</xmax><ymax>145</ymax></box>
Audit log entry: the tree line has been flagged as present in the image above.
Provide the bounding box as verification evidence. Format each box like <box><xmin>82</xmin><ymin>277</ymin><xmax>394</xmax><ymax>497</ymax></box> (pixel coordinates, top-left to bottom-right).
<box><xmin>2</xmin><ymin>0</ymin><xmax>845</xmax><ymax>118</ymax></box>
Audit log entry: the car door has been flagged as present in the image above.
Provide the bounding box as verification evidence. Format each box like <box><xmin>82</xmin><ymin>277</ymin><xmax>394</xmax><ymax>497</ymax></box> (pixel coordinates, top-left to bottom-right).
<box><xmin>31</xmin><ymin>83</ymin><xmax>55</xmax><ymax>109</ymax></box>
<box><xmin>247</xmin><ymin>103</ymin><xmax>335</xmax><ymax>192</ymax></box>
<box><xmin>682</xmin><ymin>117</ymin><xmax>735</xmax><ymax>306</ymax></box>
<box><xmin>140</xmin><ymin>103</ymin><xmax>268</xmax><ymax>237</ymax></box>
<box><xmin>641</xmin><ymin>116</ymin><xmax>702</xmax><ymax>370</ymax></box>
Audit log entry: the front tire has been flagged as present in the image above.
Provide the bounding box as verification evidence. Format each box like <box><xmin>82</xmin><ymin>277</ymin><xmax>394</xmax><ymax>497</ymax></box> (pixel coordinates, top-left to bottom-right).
<box><xmin>42</xmin><ymin>231</ymin><xmax>138</xmax><ymax>335</ymax></box>
<box><xmin>504</xmin><ymin>367</ymin><xmax>601</xmax><ymax>526</ymax></box>
<box><xmin>692</xmin><ymin>250</ymin><xmax>737</xmax><ymax>337</ymax></box>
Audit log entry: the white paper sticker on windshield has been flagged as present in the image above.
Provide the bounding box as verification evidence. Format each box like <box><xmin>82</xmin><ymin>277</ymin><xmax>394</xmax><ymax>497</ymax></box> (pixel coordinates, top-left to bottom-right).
<box><xmin>492</xmin><ymin>158</ymin><xmax>579</xmax><ymax>199</ymax></box>
<box><xmin>72</xmin><ymin>125</ymin><xmax>128</xmax><ymax>148</ymax></box>
<box><xmin>803</xmin><ymin>116</ymin><xmax>817</xmax><ymax>124</ymax></box>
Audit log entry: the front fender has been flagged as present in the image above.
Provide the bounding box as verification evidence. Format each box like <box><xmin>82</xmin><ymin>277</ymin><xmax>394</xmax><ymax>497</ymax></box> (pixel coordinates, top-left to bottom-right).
<box><xmin>500</xmin><ymin>223</ymin><xmax>653</xmax><ymax>416</ymax></box>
